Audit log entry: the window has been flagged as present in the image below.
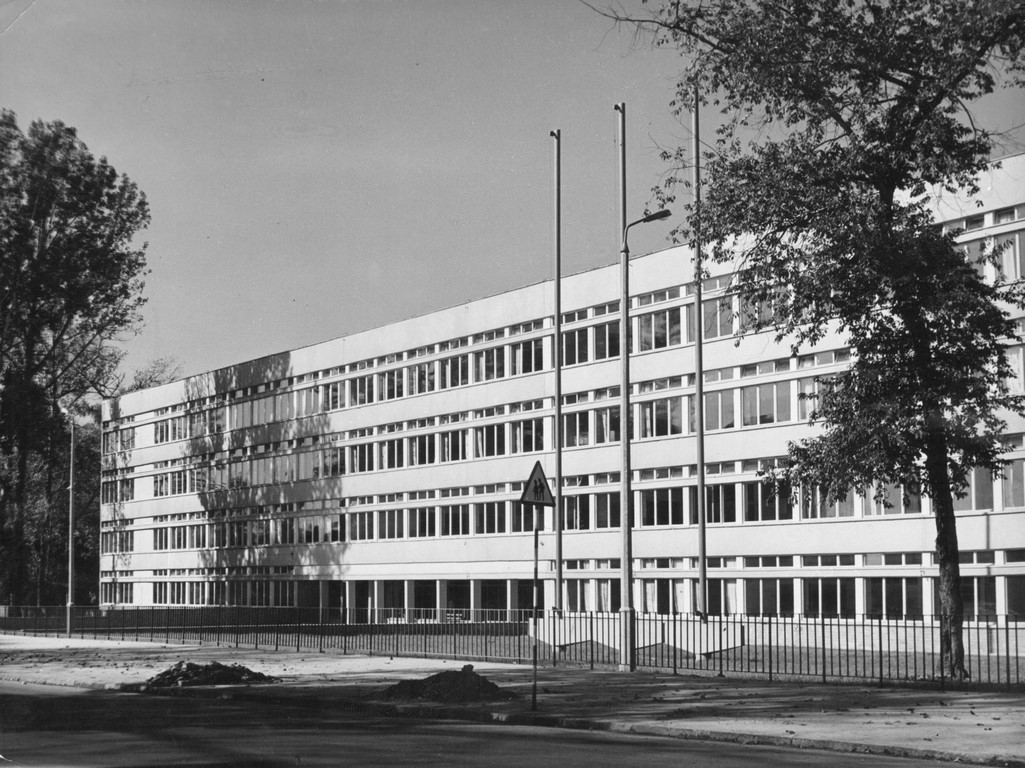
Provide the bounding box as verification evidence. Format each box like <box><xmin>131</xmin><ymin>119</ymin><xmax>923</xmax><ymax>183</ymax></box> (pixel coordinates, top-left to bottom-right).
<box><xmin>997</xmin><ymin>233</ymin><xmax>1022</xmax><ymax>281</ymax></box>
<box><xmin>475</xmin><ymin>501</ymin><xmax>506</xmax><ymax>534</ymax></box>
<box><xmin>995</xmin><ymin>207</ymin><xmax>1016</xmax><ymax>225</ymax></box>
<box><xmin>745</xmin><ymin>578</ymin><xmax>794</xmax><ymax>617</ymax></box>
<box><xmin>638</xmin><ymin>397</ymin><xmax>684</xmax><ymax>438</ymax></box>
<box><xmin>349</xmin><ymin>375</ymin><xmax>374</xmax><ymax>406</ymax></box>
<box><xmin>409</xmin><ymin>434</ymin><xmax>436</xmax><ymax>466</ymax></box>
<box><xmin>562</xmin><ymin>495</ymin><xmax>590</xmax><ymax>530</ymax></box>
<box><xmin>352</xmin><ymin>443</ymin><xmax>376</xmax><ymax>473</ymax></box>
<box><xmin>953</xmin><ymin>467</ymin><xmax>995</xmax><ymax>511</ymax></box>
<box><xmin>704</xmin><ymin>390</ymin><xmax>735</xmax><ymax>431</ymax></box>
<box><xmin>380</xmin><ymin>438</ymin><xmax>404</xmax><ymax>470</ymax></box>
<box><xmin>803</xmin><ymin>577</ymin><xmax>855</xmax><ymax>618</ymax></box>
<box><xmin>866</xmin><ymin>577</ymin><xmax>923</xmax><ymax>619</ymax></box>
<box><xmin>691</xmin><ymin>483</ymin><xmax>737</xmax><ymax>523</ymax></box>
<box><xmin>1003</xmin><ymin>458</ymin><xmax>1025</xmax><ymax>508</ymax></box>
<box><xmin>1008</xmin><ymin>576</ymin><xmax>1025</xmax><ymax>621</ymax></box>
<box><xmin>741</xmin><ymin>382</ymin><xmax>791</xmax><ymax>426</ymax></box>
<box><xmin>409</xmin><ymin>361</ymin><xmax>436</xmax><ymax>395</ymax></box>
<box><xmin>377</xmin><ymin>369</ymin><xmax>404</xmax><ymax>401</ymax></box>
<box><xmin>322</xmin><ymin>381</ymin><xmax>343</xmax><ymax>411</ymax></box>
<box><xmin>594</xmin><ymin>492</ymin><xmax>621</xmax><ymax>528</ymax></box>
<box><xmin>964</xmin><ymin>214</ymin><xmax>984</xmax><ymax>231</ymax></box>
<box><xmin>702</xmin><ymin>296</ymin><xmax>733</xmax><ymax>339</ymax></box>
<box><xmin>802</xmin><ymin>486</ymin><xmax>860</xmax><ymax>518</ymax></box>
<box><xmin>379</xmin><ymin>509</ymin><xmax>404</xmax><ymax>539</ymax></box>
<box><xmin>511</xmin><ymin>338</ymin><xmax>543</xmax><ymax>375</ymax></box>
<box><xmin>593</xmin><ymin>406</ymin><xmax>620</xmax><ymax>444</ymax></box>
<box><xmin>512</xmin><ymin>504</ymin><xmax>544</xmax><ymax>532</ymax></box>
<box><xmin>511</xmin><ymin>418</ymin><xmax>544</xmax><ymax>454</ymax></box>
<box><xmin>349</xmin><ymin>511</ymin><xmax>374</xmax><ymax>541</ymax></box>
<box><xmin>637</xmin><ymin>308</ymin><xmax>681</xmax><ymax>351</ymax></box>
<box><xmin>474</xmin><ymin>423</ymin><xmax>506</xmax><ymax>458</ymax></box>
<box><xmin>866</xmin><ymin>484</ymin><xmax>922</xmax><ymax>515</ymax></box>
<box><xmin>638</xmin><ymin>487</ymin><xmax>683</xmax><ymax>526</ymax></box>
<box><xmin>439</xmin><ymin>355</ymin><xmax>469</xmax><ymax>389</ymax></box>
<box><xmin>959</xmin><ymin>576</ymin><xmax>997</xmax><ymax>620</ymax></box>
<box><xmin>562</xmin><ymin>328</ymin><xmax>589</xmax><ymax>366</ymax></box>
<box><xmin>797</xmin><ymin>377</ymin><xmax>820</xmax><ymax>420</ymax></box>
<box><xmin>473</xmin><ymin>347</ymin><xmax>506</xmax><ymax>382</ymax></box>
<box><xmin>440</xmin><ymin>504</ymin><xmax>470</xmax><ymax>536</ymax></box>
<box><xmin>704</xmin><ymin>579</ymin><xmax>737</xmax><ymax>616</ymax></box>
<box><xmin>322</xmin><ymin>446</ymin><xmax>344</xmax><ymax>477</ymax></box>
<box><xmin>153</xmin><ymin>474</ymin><xmax>169</xmax><ymax>497</ymax></box>
<box><xmin>409</xmin><ymin>507</ymin><xmax>436</xmax><ymax>538</ymax></box>
<box><xmin>593</xmin><ymin>320</ymin><xmax>619</xmax><ymax>360</ymax></box>
<box><xmin>562</xmin><ymin>411</ymin><xmax>589</xmax><ymax>447</ymax></box>
<box><xmin>439</xmin><ymin>430</ymin><xmax>467</xmax><ymax>462</ymax></box>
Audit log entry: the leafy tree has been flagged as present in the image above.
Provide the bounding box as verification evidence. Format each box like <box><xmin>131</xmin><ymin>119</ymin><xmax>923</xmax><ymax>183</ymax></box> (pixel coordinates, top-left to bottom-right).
<box><xmin>602</xmin><ymin>0</ymin><xmax>1025</xmax><ymax>678</ymax></box>
<box><xmin>0</xmin><ymin>110</ymin><xmax>149</xmax><ymax>604</ymax></box>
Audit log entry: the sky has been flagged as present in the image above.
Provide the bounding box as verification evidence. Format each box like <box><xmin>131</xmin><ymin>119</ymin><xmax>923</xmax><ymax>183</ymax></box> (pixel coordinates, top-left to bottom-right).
<box><xmin>2</xmin><ymin>0</ymin><xmax>1024</xmax><ymax>381</ymax></box>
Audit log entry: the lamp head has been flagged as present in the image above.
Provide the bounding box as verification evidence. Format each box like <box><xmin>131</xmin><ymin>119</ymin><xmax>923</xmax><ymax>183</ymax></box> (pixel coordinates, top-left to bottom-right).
<box><xmin>641</xmin><ymin>209</ymin><xmax>672</xmax><ymax>224</ymax></box>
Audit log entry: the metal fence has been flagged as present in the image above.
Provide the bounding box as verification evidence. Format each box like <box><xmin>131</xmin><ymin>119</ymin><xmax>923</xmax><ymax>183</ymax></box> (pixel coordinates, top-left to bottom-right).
<box><xmin>2</xmin><ymin>606</ymin><xmax>1021</xmax><ymax>689</ymax></box>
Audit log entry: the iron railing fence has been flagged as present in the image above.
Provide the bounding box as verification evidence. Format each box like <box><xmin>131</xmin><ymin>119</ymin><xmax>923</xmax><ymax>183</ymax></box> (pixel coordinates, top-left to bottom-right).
<box><xmin>2</xmin><ymin>606</ymin><xmax>1021</xmax><ymax>689</ymax></box>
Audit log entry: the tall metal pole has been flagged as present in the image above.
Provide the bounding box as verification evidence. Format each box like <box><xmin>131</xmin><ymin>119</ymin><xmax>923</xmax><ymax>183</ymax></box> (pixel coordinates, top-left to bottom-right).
<box><xmin>551</xmin><ymin>129</ymin><xmax>564</xmax><ymax>612</ymax></box>
<box><xmin>614</xmin><ymin>102</ymin><xmax>635</xmax><ymax>671</ymax></box>
<box><xmin>66</xmin><ymin>418</ymin><xmax>75</xmax><ymax>637</ymax></box>
<box><xmin>692</xmin><ymin>83</ymin><xmax>708</xmax><ymax>617</ymax></box>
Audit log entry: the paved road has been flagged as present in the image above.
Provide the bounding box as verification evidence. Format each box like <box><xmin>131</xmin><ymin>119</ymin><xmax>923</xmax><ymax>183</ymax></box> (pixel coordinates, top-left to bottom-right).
<box><xmin>0</xmin><ymin>682</ymin><xmax>955</xmax><ymax>767</ymax></box>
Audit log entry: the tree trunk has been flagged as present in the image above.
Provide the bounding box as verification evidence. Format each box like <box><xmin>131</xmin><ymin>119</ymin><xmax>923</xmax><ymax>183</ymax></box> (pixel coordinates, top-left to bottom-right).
<box><xmin>924</xmin><ymin>424</ymin><xmax>969</xmax><ymax>680</ymax></box>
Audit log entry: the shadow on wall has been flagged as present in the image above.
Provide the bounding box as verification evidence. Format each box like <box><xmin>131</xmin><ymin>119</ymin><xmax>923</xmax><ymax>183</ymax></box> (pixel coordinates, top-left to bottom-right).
<box><xmin>131</xmin><ymin>350</ymin><xmax>348</xmax><ymax>610</ymax></box>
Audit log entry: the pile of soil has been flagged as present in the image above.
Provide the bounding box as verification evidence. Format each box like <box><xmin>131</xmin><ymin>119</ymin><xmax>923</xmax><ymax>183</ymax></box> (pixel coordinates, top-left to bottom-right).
<box><xmin>145</xmin><ymin>660</ymin><xmax>278</xmax><ymax>688</ymax></box>
<box><xmin>381</xmin><ymin>664</ymin><xmax>516</xmax><ymax>703</ymax></box>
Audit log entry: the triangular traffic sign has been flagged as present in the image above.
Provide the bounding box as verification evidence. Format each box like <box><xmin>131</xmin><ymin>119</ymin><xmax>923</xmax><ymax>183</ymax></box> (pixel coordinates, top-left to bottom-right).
<box><xmin>519</xmin><ymin>460</ymin><xmax>556</xmax><ymax>507</ymax></box>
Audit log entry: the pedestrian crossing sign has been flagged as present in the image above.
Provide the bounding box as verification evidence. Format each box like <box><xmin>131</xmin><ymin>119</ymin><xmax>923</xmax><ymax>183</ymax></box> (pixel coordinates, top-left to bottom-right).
<box><xmin>519</xmin><ymin>461</ymin><xmax>555</xmax><ymax>507</ymax></box>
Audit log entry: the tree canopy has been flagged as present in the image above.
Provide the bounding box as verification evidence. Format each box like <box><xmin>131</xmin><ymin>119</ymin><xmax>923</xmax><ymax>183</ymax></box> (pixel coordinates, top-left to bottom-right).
<box><xmin>604</xmin><ymin>0</ymin><xmax>1025</xmax><ymax>677</ymax></box>
<box><xmin>0</xmin><ymin>110</ymin><xmax>150</xmax><ymax>604</ymax></box>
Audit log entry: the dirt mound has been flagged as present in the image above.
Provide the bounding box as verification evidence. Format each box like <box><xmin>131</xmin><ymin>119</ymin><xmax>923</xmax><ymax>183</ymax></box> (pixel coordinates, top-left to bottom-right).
<box><xmin>145</xmin><ymin>660</ymin><xmax>278</xmax><ymax>688</ymax></box>
<box><xmin>381</xmin><ymin>664</ymin><xmax>516</xmax><ymax>703</ymax></box>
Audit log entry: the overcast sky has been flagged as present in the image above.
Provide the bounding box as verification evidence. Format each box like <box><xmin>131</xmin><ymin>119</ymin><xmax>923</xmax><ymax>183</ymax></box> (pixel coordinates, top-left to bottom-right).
<box><xmin>3</xmin><ymin>0</ymin><xmax>1024</xmax><ymax>380</ymax></box>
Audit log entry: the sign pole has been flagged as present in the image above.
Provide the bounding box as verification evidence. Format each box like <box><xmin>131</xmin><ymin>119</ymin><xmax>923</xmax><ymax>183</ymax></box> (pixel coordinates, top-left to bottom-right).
<box><xmin>532</xmin><ymin>512</ymin><xmax>539</xmax><ymax>711</ymax></box>
<box><xmin>518</xmin><ymin>461</ymin><xmax>554</xmax><ymax>712</ymax></box>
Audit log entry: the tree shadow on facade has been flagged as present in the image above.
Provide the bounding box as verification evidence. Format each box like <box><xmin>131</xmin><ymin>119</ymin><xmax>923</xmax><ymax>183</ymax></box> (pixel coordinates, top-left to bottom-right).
<box><xmin>103</xmin><ymin>350</ymin><xmax>350</xmax><ymax>618</ymax></box>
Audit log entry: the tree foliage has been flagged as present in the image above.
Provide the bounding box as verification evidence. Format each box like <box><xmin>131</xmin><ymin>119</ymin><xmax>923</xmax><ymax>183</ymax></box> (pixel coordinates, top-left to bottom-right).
<box><xmin>0</xmin><ymin>110</ymin><xmax>150</xmax><ymax>604</ymax></box>
<box><xmin>603</xmin><ymin>0</ymin><xmax>1025</xmax><ymax>678</ymax></box>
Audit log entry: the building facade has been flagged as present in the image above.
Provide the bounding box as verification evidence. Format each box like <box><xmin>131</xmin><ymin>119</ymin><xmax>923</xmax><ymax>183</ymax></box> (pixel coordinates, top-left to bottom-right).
<box><xmin>100</xmin><ymin>156</ymin><xmax>1025</xmax><ymax>622</ymax></box>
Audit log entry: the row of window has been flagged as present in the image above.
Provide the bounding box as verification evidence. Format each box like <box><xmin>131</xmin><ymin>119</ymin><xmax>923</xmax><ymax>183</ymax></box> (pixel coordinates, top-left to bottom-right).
<box><xmin>117</xmin><ymin>294</ymin><xmax>788</xmax><ymax>451</ymax></box>
<box><xmin>130</xmin><ymin>483</ymin><xmax>1008</xmax><ymax>560</ymax></box>
<box><xmin>109</xmin><ymin>574</ymin><xmax>1025</xmax><ymax>620</ymax></box>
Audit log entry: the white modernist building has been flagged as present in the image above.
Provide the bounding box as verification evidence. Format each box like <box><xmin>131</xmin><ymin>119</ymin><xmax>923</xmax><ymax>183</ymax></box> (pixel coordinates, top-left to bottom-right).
<box><xmin>100</xmin><ymin>155</ymin><xmax>1025</xmax><ymax>623</ymax></box>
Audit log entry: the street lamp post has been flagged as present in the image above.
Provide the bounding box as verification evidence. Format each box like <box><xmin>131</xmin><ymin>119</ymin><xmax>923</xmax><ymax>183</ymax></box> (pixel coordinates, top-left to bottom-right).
<box><xmin>63</xmin><ymin>411</ymin><xmax>75</xmax><ymax>637</ymax></box>
<box><xmin>617</xmin><ymin>206</ymin><xmax>672</xmax><ymax>671</ymax></box>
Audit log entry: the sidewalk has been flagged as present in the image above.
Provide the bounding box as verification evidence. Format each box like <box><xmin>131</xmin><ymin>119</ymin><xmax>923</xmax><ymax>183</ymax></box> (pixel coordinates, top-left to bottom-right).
<box><xmin>1</xmin><ymin>633</ymin><xmax>1022</xmax><ymax>766</ymax></box>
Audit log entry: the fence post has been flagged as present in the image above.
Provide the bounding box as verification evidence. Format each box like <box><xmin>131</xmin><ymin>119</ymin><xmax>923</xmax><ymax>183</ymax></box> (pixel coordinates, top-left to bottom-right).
<box><xmin>821</xmin><ymin>617</ymin><xmax>827</xmax><ymax>684</ymax></box>
<box><xmin>877</xmin><ymin>616</ymin><xmax>884</xmax><ymax>688</ymax></box>
<box><xmin>768</xmin><ymin>614</ymin><xmax>773</xmax><ymax>682</ymax></box>
<box><xmin>1007</xmin><ymin>620</ymin><xmax>1012</xmax><ymax>692</ymax></box>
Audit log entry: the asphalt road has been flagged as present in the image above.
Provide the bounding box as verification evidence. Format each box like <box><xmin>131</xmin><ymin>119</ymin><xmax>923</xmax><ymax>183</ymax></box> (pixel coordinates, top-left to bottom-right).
<box><xmin>0</xmin><ymin>682</ymin><xmax>954</xmax><ymax>768</ymax></box>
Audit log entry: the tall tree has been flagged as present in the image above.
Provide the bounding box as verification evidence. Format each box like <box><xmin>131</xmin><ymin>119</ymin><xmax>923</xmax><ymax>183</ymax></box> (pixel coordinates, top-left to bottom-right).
<box><xmin>601</xmin><ymin>0</ymin><xmax>1025</xmax><ymax>678</ymax></box>
<box><xmin>0</xmin><ymin>110</ymin><xmax>149</xmax><ymax>604</ymax></box>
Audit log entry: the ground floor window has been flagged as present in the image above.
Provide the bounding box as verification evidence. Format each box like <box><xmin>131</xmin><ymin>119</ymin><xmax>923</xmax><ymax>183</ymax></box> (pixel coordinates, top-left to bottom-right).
<box><xmin>744</xmin><ymin>578</ymin><xmax>795</xmax><ymax>617</ymax></box>
<box><xmin>802</xmin><ymin>577</ymin><xmax>856</xmax><ymax>618</ymax></box>
<box><xmin>866</xmin><ymin>577</ymin><xmax>923</xmax><ymax>619</ymax></box>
